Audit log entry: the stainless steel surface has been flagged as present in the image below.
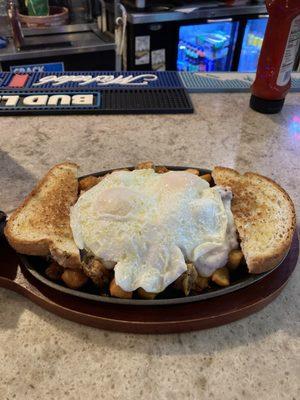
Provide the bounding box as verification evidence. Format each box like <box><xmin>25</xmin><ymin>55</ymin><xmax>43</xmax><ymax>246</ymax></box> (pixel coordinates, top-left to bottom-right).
<box><xmin>7</xmin><ymin>0</ymin><xmax>24</xmax><ymax>51</ymax></box>
<box><xmin>98</xmin><ymin>0</ymin><xmax>108</xmax><ymax>32</ymax></box>
<box><xmin>0</xmin><ymin>31</ymin><xmax>115</xmax><ymax>62</ymax></box>
<box><xmin>22</xmin><ymin>35</ymin><xmax>73</xmax><ymax>47</ymax></box>
<box><xmin>0</xmin><ymin>1</ymin><xmax>120</xmax><ymax>65</ymax></box>
<box><xmin>22</xmin><ymin>23</ymin><xmax>99</xmax><ymax>37</ymax></box>
<box><xmin>123</xmin><ymin>0</ymin><xmax>146</xmax><ymax>8</ymax></box>
<box><xmin>19</xmin><ymin>165</ymin><xmax>285</xmax><ymax>307</ymax></box>
<box><xmin>114</xmin><ymin>0</ymin><xmax>122</xmax><ymax>70</ymax></box>
<box><xmin>126</xmin><ymin>3</ymin><xmax>267</xmax><ymax>24</ymax></box>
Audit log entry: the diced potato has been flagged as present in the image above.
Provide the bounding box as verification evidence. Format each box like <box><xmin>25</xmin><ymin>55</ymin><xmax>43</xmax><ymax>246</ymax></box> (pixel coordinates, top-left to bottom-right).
<box><xmin>200</xmin><ymin>173</ymin><xmax>212</xmax><ymax>183</ymax></box>
<box><xmin>82</xmin><ymin>258</ymin><xmax>110</xmax><ymax>288</ymax></box>
<box><xmin>45</xmin><ymin>261</ymin><xmax>63</xmax><ymax>280</ymax></box>
<box><xmin>110</xmin><ymin>278</ymin><xmax>133</xmax><ymax>299</ymax></box>
<box><xmin>61</xmin><ymin>269</ymin><xmax>88</xmax><ymax>289</ymax></box>
<box><xmin>79</xmin><ymin>175</ymin><xmax>100</xmax><ymax>192</ymax></box>
<box><xmin>212</xmin><ymin>267</ymin><xmax>230</xmax><ymax>287</ymax></box>
<box><xmin>185</xmin><ymin>168</ymin><xmax>199</xmax><ymax>176</ymax></box>
<box><xmin>227</xmin><ymin>249</ymin><xmax>244</xmax><ymax>271</ymax></box>
<box><xmin>136</xmin><ymin>161</ymin><xmax>155</xmax><ymax>170</ymax></box>
<box><xmin>192</xmin><ymin>275</ymin><xmax>209</xmax><ymax>292</ymax></box>
<box><xmin>156</xmin><ymin>166</ymin><xmax>169</xmax><ymax>174</ymax></box>
<box><xmin>137</xmin><ymin>288</ymin><xmax>157</xmax><ymax>300</ymax></box>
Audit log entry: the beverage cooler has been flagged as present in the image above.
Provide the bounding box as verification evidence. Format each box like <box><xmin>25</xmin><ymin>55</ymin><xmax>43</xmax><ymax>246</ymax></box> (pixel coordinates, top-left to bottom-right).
<box><xmin>238</xmin><ymin>16</ymin><xmax>268</xmax><ymax>72</ymax></box>
<box><xmin>126</xmin><ymin>13</ymin><xmax>272</xmax><ymax>72</ymax></box>
<box><xmin>177</xmin><ymin>19</ymin><xmax>239</xmax><ymax>72</ymax></box>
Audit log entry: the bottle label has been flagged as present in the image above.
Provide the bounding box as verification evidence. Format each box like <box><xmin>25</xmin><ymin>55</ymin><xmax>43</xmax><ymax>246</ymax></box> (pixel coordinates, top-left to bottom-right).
<box><xmin>277</xmin><ymin>15</ymin><xmax>300</xmax><ymax>86</ymax></box>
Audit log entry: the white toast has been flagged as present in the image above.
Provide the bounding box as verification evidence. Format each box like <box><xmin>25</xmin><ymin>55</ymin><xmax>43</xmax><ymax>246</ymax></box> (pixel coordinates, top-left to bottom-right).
<box><xmin>4</xmin><ymin>162</ymin><xmax>81</xmax><ymax>269</ymax></box>
<box><xmin>212</xmin><ymin>166</ymin><xmax>296</xmax><ymax>273</ymax></box>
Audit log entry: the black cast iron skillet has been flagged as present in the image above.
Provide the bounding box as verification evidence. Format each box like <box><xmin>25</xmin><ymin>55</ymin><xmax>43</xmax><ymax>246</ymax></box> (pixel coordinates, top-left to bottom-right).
<box><xmin>0</xmin><ymin>166</ymin><xmax>285</xmax><ymax>306</ymax></box>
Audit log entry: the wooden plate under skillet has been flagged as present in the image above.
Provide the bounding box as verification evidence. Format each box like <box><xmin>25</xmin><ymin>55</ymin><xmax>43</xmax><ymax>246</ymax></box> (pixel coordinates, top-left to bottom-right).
<box><xmin>0</xmin><ymin>232</ymin><xmax>298</xmax><ymax>333</ymax></box>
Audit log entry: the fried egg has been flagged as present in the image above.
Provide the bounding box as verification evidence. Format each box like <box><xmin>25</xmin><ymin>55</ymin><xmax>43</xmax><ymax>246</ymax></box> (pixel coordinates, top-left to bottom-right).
<box><xmin>70</xmin><ymin>169</ymin><xmax>238</xmax><ymax>293</ymax></box>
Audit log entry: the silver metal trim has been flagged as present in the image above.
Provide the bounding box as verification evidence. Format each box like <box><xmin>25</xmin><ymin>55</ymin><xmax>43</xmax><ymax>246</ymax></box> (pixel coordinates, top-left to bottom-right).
<box><xmin>21</xmin><ymin>23</ymin><xmax>99</xmax><ymax>37</ymax></box>
<box><xmin>0</xmin><ymin>32</ymin><xmax>116</xmax><ymax>62</ymax></box>
<box><xmin>207</xmin><ymin>18</ymin><xmax>232</xmax><ymax>23</ymax></box>
<box><xmin>127</xmin><ymin>5</ymin><xmax>267</xmax><ymax>24</ymax></box>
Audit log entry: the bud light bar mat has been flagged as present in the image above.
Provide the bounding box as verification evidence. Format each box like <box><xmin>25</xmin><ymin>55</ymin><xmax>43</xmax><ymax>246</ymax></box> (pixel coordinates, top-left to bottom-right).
<box><xmin>1</xmin><ymin>71</ymin><xmax>300</xmax><ymax>94</ymax></box>
<box><xmin>0</xmin><ymin>88</ymin><xmax>193</xmax><ymax>115</ymax></box>
<box><xmin>179</xmin><ymin>72</ymin><xmax>300</xmax><ymax>93</ymax></box>
<box><xmin>0</xmin><ymin>71</ymin><xmax>183</xmax><ymax>92</ymax></box>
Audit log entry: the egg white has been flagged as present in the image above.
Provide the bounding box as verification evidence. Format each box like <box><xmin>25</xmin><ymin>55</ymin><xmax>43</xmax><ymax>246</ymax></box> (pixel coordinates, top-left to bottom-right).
<box><xmin>70</xmin><ymin>169</ymin><xmax>238</xmax><ymax>293</ymax></box>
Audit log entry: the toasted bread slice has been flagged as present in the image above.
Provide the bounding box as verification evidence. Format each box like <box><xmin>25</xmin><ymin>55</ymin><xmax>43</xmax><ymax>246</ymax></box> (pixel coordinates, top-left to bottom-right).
<box><xmin>212</xmin><ymin>167</ymin><xmax>296</xmax><ymax>274</ymax></box>
<box><xmin>4</xmin><ymin>162</ymin><xmax>81</xmax><ymax>269</ymax></box>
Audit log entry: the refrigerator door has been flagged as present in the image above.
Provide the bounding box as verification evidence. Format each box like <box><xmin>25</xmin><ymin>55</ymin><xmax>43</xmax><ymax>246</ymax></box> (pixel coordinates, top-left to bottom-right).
<box><xmin>238</xmin><ymin>17</ymin><xmax>268</xmax><ymax>72</ymax></box>
<box><xmin>177</xmin><ymin>19</ymin><xmax>239</xmax><ymax>72</ymax></box>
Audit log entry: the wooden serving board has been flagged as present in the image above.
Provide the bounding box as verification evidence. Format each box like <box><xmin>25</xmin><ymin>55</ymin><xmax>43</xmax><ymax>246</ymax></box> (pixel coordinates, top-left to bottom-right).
<box><xmin>0</xmin><ymin>233</ymin><xmax>298</xmax><ymax>334</ymax></box>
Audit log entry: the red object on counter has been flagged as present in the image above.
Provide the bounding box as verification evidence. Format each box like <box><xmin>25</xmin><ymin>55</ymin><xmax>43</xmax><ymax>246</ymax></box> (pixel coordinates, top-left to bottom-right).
<box><xmin>250</xmin><ymin>0</ymin><xmax>300</xmax><ymax>114</ymax></box>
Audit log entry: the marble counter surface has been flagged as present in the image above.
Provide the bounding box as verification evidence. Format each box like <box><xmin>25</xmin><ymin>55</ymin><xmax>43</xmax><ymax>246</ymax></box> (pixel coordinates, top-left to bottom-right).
<box><xmin>0</xmin><ymin>93</ymin><xmax>299</xmax><ymax>400</ymax></box>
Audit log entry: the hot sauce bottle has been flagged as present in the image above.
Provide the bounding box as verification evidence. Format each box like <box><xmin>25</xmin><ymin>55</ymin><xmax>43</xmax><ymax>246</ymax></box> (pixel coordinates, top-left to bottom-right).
<box><xmin>250</xmin><ymin>0</ymin><xmax>300</xmax><ymax>114</ymax></box>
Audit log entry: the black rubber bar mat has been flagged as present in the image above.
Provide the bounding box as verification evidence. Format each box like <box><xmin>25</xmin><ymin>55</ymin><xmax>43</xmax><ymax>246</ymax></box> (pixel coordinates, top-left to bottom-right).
<box><xmin>0</xmin><ymin>71</ymin><xmax>183</xmax><ymax>92</ymax></box>
<box><xmin>2</xmin><ymin>71</ymin><xmax>300</xmax><ymax>94</ymax></box>
<box><xmin>0</xmin><ymin>88</ymin><xmax>193</xmax><ymax>115</ymax></box>
<box><xmin>101</xmin><ymin>88</ymin><xmax>193</xmax><ymax>114</ymax></box>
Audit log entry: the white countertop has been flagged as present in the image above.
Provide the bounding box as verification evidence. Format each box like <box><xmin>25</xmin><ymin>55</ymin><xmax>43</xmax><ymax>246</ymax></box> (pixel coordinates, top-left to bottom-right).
<box><xmin>0</xmin><ymin>92</ymin><xmax>299</xmax><ymax>400</ymax></box>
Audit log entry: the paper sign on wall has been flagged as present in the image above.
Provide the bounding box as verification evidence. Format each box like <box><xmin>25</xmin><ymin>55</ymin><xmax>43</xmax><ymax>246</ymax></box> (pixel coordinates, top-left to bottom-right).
<box><xmin>151</xmin><ymin>49</ymin><xmax>166</xmax><ymax>71</ymax></box>
<box><xmin>135</xmin><ymin>36</ymin><xmax>150</xmax><ymax>65</ymax></box>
